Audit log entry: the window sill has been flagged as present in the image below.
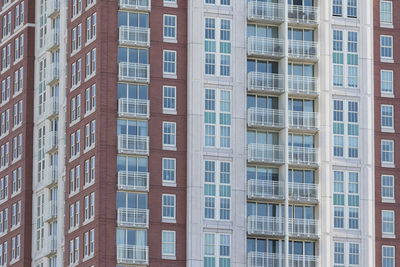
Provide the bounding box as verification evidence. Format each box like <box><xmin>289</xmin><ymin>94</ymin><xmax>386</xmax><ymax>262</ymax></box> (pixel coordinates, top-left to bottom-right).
<box><xmin>69</xmin><ymin>154</ymin><xmax>81</xmax><ymax>163</ymax></box>
<box><xmin>11</xmin><ymin>189</ymin><xmax>21</xmax><ymax>198</ymax></box>
<box><xmin>382</xmin><ymin>234</ymin><xmax>396</xmax><ymax>239</ymax></box>
<box><xmin>68</xmin><ymin>226</ymin><xmax>79</xmax><ymax>234</ymax></box>
<box><xmin>9</xmin><ymin>258</ymin><xmax>20</xmax><ymax>265</ymax></box>
<box><xmin>163</xmin><ymin>145</ymin><xmax>177</xmax><ymax>151</ymax></box>
<box><xmin>162</xmin><ymin>255</ymin><xmax>176</xmax><ymax>260</ymax></box>
<box><xmin>69</xmin><ymin>189</ymin><xmax>80</xmax><ymax>199</ymax></box>
<box><xmin>163</xmin><ymin>2</ymin><xmax>178</xmax><ymax>8</ymax></box>
<box><xmin>381</xmin><ymin>58</ymin><xmax>394</xmax><ymax>64</ymax></box>
<box><xmin>85</xmin><ymin>38</ymin><xmax>96</xmax><ymax>47</ymax></box>
<box><xmin>83</xmin><ymin>180</ymin><xmax>95</xmax><ymax>190</ymax></box>
<box><xmin>381</xmin><ymin>162</ymin><xmax>395</xmax><ymax>168</ymax></box>
<box><xmin>70</xmin><ymin>82</ymin><xmax>81</xmax><ymax>92</ymax></box>
<box><xmin>10</xmin><ymin>223</ymin><xmax>20</xmax><ymax>232</ymax></box>
<box><xmin>0</xmin><ymin>131</ymin><xmax>9</xmax><ymax>140</ymax></box>
<box><xmin>71</xmin><ymin>13</ymin><xmax>82</xmax><ymax>23</ymax></box>
<box><xmin>163</xmin><ymin>38</ymin><xmax>177</xmax><ymax>44</ymax></box>
<box><xmin>11</xmin><ymin>156</ymin><xmax>22</xmax><ymax>165</ymax></box>
<box><xmin>85</xmin><ymin>1</ymin><xmax>96</xmax><ymax>11</ymax></box>
<box><xmin>380</xmin><ymin>22</ymin><xmax>394</xmax><ymax>29</ymax></box>
<box><xmin>84</xmin><ymin>109</ymin><xmax>96</xmax><ymax>118</ymax></box>
<box><xmin>85</xmin><ymin>73</ymin><xmax>96</xmax><ymax>83</ymax></box>
<box><xmin>12</xmin><ymin>123</ymin><xmax>22</xmax><ymax>132</ymax></box>
<box><xmin>84</xmin><ymin>144</ymin><xmax>95</xmax><ymax>154</ymax></box>
<box><xmin>70</xmin><ymin>47</ymin><xmax>82</xmax><ymax>58</ymax></box>
<box><xmin>381</xmin><ymin>93</ymin><xmax>394</xmax><ymax>98</ymax></box>
<box><xmin>162</xmin><ymin>218</ymin><xmax>176</xmax><ymax>224</ymax></box>
<box><xmin>70</xmin><ymin>118</ymin><xmax>81</xmax><ymax>128</ymax></box>
<box><xmin>13</xmin><ymin>57</ymin><xmax>23</xmax><ymax>66</ymax></box>
<box><xmin>382</xmin><ymin>198</ymin><xmax>395</xmax><ymax>203</ymax></box>
<box><xmin>163</xmin><ymin>73</ymin><xmax>177</xmax><ymax>79</ymax></box>
<box><xmin>162</xmin><ymin>181</ymin><xmax>176</xmax><ymax>187</ymax></box>
<box><xmin>83</xmin><ymin>217</ymin><xmax>94</xmax><ymax>226</ymax></box>
<box><xmin>381</xmin><ymin>127</ymin><xmax>395</xmax><ymax>133</ymax></box>
<box><xmin>83</xmin><ymin>254</ymin><xmax>95</xmax><ymax>262</ymax></box>
<box><xmin>0</xmin><ymin>98</ymin><xmax>10</xmax><ymax>107</ymax></box>
<box><xmin>163</xmin><ymin>109</ymin><xmax>177</xmax><ymax>115</ymax></box>
<box><xmin>13</xmin><ymin>90</ymin><xmax>23</xmax><ymax>99</ymax></box>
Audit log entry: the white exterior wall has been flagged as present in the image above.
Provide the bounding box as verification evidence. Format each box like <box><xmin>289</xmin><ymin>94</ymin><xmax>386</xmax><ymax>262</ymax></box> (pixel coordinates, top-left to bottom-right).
<box><xmin>187</xmin><ymin>0</ymin><xmax>248</xmax><ymax>266</ymax></box>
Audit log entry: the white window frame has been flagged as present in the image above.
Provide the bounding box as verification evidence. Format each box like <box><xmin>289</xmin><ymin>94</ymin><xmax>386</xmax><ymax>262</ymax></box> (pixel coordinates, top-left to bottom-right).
<box><xmin>381</xmin><ymin>69</ymin><xmax>393</xmax><ymax>96</ymax></box>
<box><xmin>381</xmin><ymin>104</ymin><xmax>394</xmax><ymax>131</ymax></box>
<box><xmin>161</xmin><ymin>230</ymin><xmax>176</xmax><ymax>258</ymax></box>
<box><xmin>382</xmin><ymin>210</ymin><xmax>395</xmax><ymax>237</ymax></box>
<box><xmin>380</xmin><ymin>35</ymin><xmax>393</xmax><ymax>62</ymax></box>
<box><xmin>162</xmin><ymin>122</ymin><xmax>176</xmax><ymax>149</ymax></box>
<box><xmin>162</xmin><ymin>157</ymin><xmax>176</xmax><ymax>185</ymax></box>
<box><xmin>381</xmin><ymin>139</ymin><xmax>394</xmax><ymax>166</ymax></box>
<box><xmin>381</xmin><ymin>175</ymin><xmax>394</xmax><ymax>202</ymax></box>
<box><xmin>203</xmin><ymin>233</ymin><xmax>231</xmax><ymax>266</ymax></box>
<box><xmin>162</xmin><ymin>194</ymin><xmax>176</xmax><ymax>221</ymax></box>
<box><xmin>163</xmin><ymin>15</ymin><xmax>177</xmax><ymax>42</ymax></box>
<box><xmin>163</xmin><ymin>85</ymin><xmax>176</xmax><ymax>114</ymax></box>
<box><xmin>380</xmin><ymin>0</ymin><xmax>393</xmax><ymax>26</ymax></box>
<box><xmin>382</xmin><ymin>246</ymin><xmax>395</xmax><ymax>267</ymax></box>
<box><xmin>163</xmin><ymin>50</ymin><xmax>177</xmax><ymax>78</ymax></box>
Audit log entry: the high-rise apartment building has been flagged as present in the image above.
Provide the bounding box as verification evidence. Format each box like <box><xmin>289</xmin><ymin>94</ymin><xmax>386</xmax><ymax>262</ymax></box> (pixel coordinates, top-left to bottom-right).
<box><xmin>0</xmin><ymin>0</ymin><xmax>387</xmax><ymax>266</ymax></box>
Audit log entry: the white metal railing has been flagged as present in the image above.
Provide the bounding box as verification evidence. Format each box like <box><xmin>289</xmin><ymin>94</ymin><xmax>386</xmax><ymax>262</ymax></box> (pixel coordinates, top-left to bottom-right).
<box><xmin>48</xmin><ymin>63</ymin><xmax>59</xmax><ymax>83</ymax></box>
<box><xmin>44</xmin><ymin>164</ymin><xmax>58</xmax><ymax>186</ymax></box>
<box><xmin>288</xmin><ymin>182</ymin><xmax>319</xmax><ymax>202</ymax></box>
<box><xmin>117</xmin><ymin>134</ymin><xmax>149</xmax><ymax>155</ymax></box>
<box><xmin>247</xmin><ymin>252</ymin><xmax>283</xmax><ymax>267</ymax></box>
<box><xmin>248</xmin><ymin>108</ymin><xmax>284</xmax><ymax>128</ymax></box>
<box><xmin>288</xmin><ymin>111</ymin><xmax>318</xmax><ymax>129</ymax></box>
<box><xmin>289</xmin><ymin>218</ymin><xmax>319</xmax><ymax>237</ymax></box>
<box><xmin>119</xmin><ymin>26</ymin><xmax>150</xmax><ymax>47</ymax></box>
<box><xmin>247</xmin><ymin>72</ymin><xmax>284</xmax><ymax>93</ymax></box>
<box><xmin>288</xmin><ymin>4</ymin><xmax>319</xmax><ymax>24</ymax></box>
<box><xmin>45</xmin><ymin>131</ymin><xmax>58</xmax><ymax>152</ymax></box>
<box><xmin>117</xmin><ymin>171</ymin><xmax>149</xmax><ymax>191</ymax></box>
<box><xmin>247</xmin><ymin>1</ymin><xmax>284</xmax><ymax>22</ymax></box>
<box><xmin>247</xmin><ymin>179</ymin><xmax>284</xmax><ymax>200</ymax></box>
<box><xmin>45</xmin><ymin>200</ymin><xmax>57</xmax><ymax>221</ymax></box>
<box><xmin>247</xmin><ymin>215</ymin><xmax>284</xmax><ymax>236</ymax></box>
<box><xmin>288</xmin><ymin>40</ymin><xmax>319</xmax><ymax>59</ymax></box>
<box><xmin>117</xmin><ymin>245</ymin><xmax>149</xmax><ymax>265</ymax></box>
<box><xmin>248</xmin><ymin>36</ymin><xmax>284</xmax><ymax>57</ymax></box>
<box><xmin>118</xmin><ymin>98</ymin><xmax>150</xmax><ymax>119</ymax></box>
<box><xmin>45</xmin><ymin>237</ymin><xmax>57</xmax><ymax>255</ymax></box>
<box><xmin>118</xmin><ymin>62</ymin><xmax>150</xmax><ymax>83</ymax></box>
<box><xmin>248</xmin><ymin>143</ymin><xmax>284</xmax><ymax>164</ymax></box>
<box><xmin>288</xmin><ymin>146</ymin><xmax>318</xmax><ymax>165</ymax></box>
<box><xmin>288</xmin><ymin>75</ymin><xmax>319</xmax><ymax>95</ymax></box>
<box><xmin>119</xmin><ymin>0</ymin><xmax>151</xmax><ymax>11</ymax></box>
<box><xmin>44</xmin><ymin>96</ymin><xmax>59</xmax><ymax>119</ymax></box>
<box><xmin>117</xmin><ymin>208</ymin><xmax>149</xmax><ymax>228</ymax></box>
<box><xmin>288</xmin><ymin>254</ymin><xmax>320</xmax><ymax>267</ymax></box>
<box><xmin>47</xmin><ymin>0</ymin><xmax>60</xmax><ymax>15</ymax></box>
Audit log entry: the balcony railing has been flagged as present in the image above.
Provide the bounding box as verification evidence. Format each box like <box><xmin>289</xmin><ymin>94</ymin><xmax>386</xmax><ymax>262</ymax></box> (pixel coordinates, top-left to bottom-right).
<box><xmin>289</xmin><ymin>218</ymin><xmax>319</xmax><ymax>237</ymax></box>
<box><xmin>288</xmin><ymin>4</ymin><xmax>319</xmax><ymax>24</ymax></box>
<box><xmin>248</xmin><ymin>108</ymin><xmax>284</xmax><ymax>128</ymax></box>
<box><xmin>119</xmin><ymin>26</ymin><xmax>150</xmax><ymax>47</ymax></box>
<box><xmin>47</xmin><ymin>63</ymin><xmax>59</xmax><ymax>84</ymax></box>
<box><xmin>248</xmin><ymin>143</ymin><xmax>284</xmax><ymax>164</ymax></box>
<box><xmin>45</xmin><ymin>237</ymin><xmax>57</xmax><ymax>256</ymax></box>
<box><xmin>118</xmin><ymin>98</ymin><xmax>150</xmax><ymax>119</ymax></box>
<box><xmin>45</xmin><ymin>131</ymin><xmax>58</xmax><ymax>153</ymax></box>
<box><xmin>288</xmin><ymin>146</ymin><xmax>318</xmax><ymax>165</ymax></box>
<box><xmin>119</xmin><ymin>0</ymin><xmax>151</xmax><ymax>11</ymax></box>
<box><xmin>248</xmin><ymin>252</ymin><xmax>283</xmax><ymax>267</ymax></box>
<box><xmin>289</xmin><ymin>182</ymin><xmax>319</xmax><ymax>202</ymax></box>
<box><xmin>288</xmin><ymin>111</ymin><xmax>318</xmax><ymax>130</ymax></box>
<box><xmin>247</xmin><ymin>1</ymin><xmax>284</xmax><ymax>22</ymax></box>
<box><xmin>45</xmin><ymin>164</ymin><xmax>58</xmax><ymax>187</ymax></box>
<box><xmin>45</xmin><ymin>201</ymin><xmax>57</xmax><ymax>221</ymax></box>
<box><xmin>288</xmin><ymin>75</ymin><xmax>319</xmax><ymax>95</ymax></box>
<box><xmin>117</xmin><ymin>245</ymin><xmax>149</xmax><ymax>265</ymax></box>
<box><xmin>117</xmin><ymin>208</ymin><xmax>149</xmax><ymax>228</ymax></box>
<box><xmin>288</xmin><ymin>40</ymin><xmax>318</xmax><ymax>60</ymax></box>
<box><xmin>118</xmin><ymin>134</ymin><xmax>149</xmax><ymax>155</ymax></box>
<box><xmin>247</xmin><ymin>36</ymin><xmax>284</xmax><ymax>58</ymax></box>
<box><xmin>248</xmin><ymin>215</ymin><xmax>284</xmax><ymax>236</ymax></box>
<box><xmin>288</xmin><ymin>254</ymin><xmax>319</xmax><ymax>267</ymax></box>
<box><xmin>247</xmin><ymin>72</ymin><xmax>284</xmax><ymax>94</ymax></box>
<box><xmin>247</xmin><ymin>179</ymin><xmax>283</xmax><ymax>200</ymax></box>
<box><xmin>117</xmin><ymin>171</ymin><xmax>149</xmax><ymax>191</ymax></box>
<box><xmin>42</xmin><ymin>96</ymin><xmax>59</xmax><ymax>120</ymax></box>
<box><xmin>118</xmin><ymin>62</ymin><xmax>150</xmax><ymax>83</ymax></box>
<box><xmin>48</xmin><ymin>0</ymin><xmax>60</xmax><ymax>16</ymax></box>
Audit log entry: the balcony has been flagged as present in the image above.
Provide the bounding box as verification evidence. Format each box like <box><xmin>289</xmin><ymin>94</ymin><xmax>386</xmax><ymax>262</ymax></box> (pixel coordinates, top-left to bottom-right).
<box><xmin>288</xmin><ymin>111</ymin><xmax>318</xmax><ymax>131</ymax></box>
<box><xmin>45</xmin><ymin>131</ymin><xmax>58</xmax><ymax>153</ymax></box>
<box><xmin>247</xmin><ymin>36</ymin><xmax>284</xmax><ymax>58</ymax></box>
<box><xmin>288</xmin><ymin>40</ymin><xmax>318</xmax><ymax>61</ymax></box>
<box><xmin>289</xmin><ymin>218</ymin><xmax>319</xmax><ymax>238</ymax></box>
<box><xmin>44</xmin><ymin>200</ymin><xmax>57</xmax><ymax>222</ymax></box>
<box><xmin>247</xmin><ymin>72</ymin><xmax>284</xmax><ymax>94</ymax></box>
<box><xmin>248</xmin><ymin>108</ymin><xmax>284</xmax><ymax>129</ymax></box>
<box><xmin>45</xmin><ymin>236</ymin><xmax>57</xmax><ymax>256</ymax></box>
<box><xmin>118</xmin><ymin>62</ymin><xmax>150</xmax><ymax>84</ymax></box>
<box><xmin>119</xmin><ymin>0</ymin><xmax>151</xmax><ymax>11</ymax></box>
<box><xmin>288</xmin><ymin>75</ymin><xmax>319</xmax><ymax>96</ymax></box>
<box><xmin>47</xmin><ymin>0</ymin><xmax>60</xmax><ymax>17</ymax></box>
<box><xmin>247</xmin><ymin>252</ymin><xmax>283</xmax><ymax>267</ymax></box>
<box><xmin>119</xmin><ymin>26</ymin><xmax>150</xmax><ymax>47</ymax></box>
<box><xmin>288</xmin><ymin>254</ymin><xmax>319</xmax><ymax>267</ymax></box>
<box><xmin>288</xmin><ymin>146</ymin><xmax>318</xmax><ymax>166</ymax></box>
<box><xmin>40</xmin><ymin>96</ymin><xmax>59</xmax><ymax>121</ymax></box>
<box><xmin>117</xmin><ymin>208</ymin><xmax>149</xmax><ymax>228</ymax></box>
<box><xmin>45</xmin><ymin>164</ymin><xmax>58</xmax><ymax>188</ymax></box>
<box><xmin>247</xmin><ymin>215</ymin><xmax>284</xmax><ymax>236</ymax></box>
<box><xmin>247</xmin><ymin>179</ymin><xmax>283</xmax><ymax>200</ymax></box>
<box><xmin>248</xmin><ymin>143</ymin><xmax>284</xmax><ymax>164</ymax></box>
<box><xmin>247</xmin><ymin>1</ymin><xmax>284</xmax><ymax>23</ymax></box>
<box><xmin>47</xmin><ymin>63</ymin><xmax>59</xmax><ymax>85</ymax></box>
<box><xmin>289</xmin><ymin>182</ymin><xmax>319</xmax><ymax>203</ymax></box>
<box><xmin>117</xmin><ymin>171</ymin><xmax>149</xmax><ymax>191</ymax></box>
<box><xmin>118</xmin><ymin>98</ymin><xmax>150</xmax><ymax>119</ymax></box>
<box><xmin>117</xmin><ymin>134</ymin><xmax>149</xmax><ymax>155</ymax></box>
<box><xmin>117</xmin><ymin>245</ymin><xmax>149</xmax><ymax>265</ymax></box>
<box><xmin>288</xmin><ymin>4</ymin><xmax>319</xmax><ymax>25</ymax></box>
<box><xmin>46</xmin><ymin>31</ymin><xmax>60</xmax><ymax>52</ymax></box>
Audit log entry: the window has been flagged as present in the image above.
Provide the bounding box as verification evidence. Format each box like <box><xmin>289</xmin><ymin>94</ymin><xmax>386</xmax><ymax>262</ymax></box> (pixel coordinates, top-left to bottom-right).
<box><xmin>162</xmin><ymin>122</ymin><xmax>176</xmax><ymax>148</ymax></box>
<box><xmin>333</xmin><ymin>30</ymin><xmax>359</xmax><ymax>88</ymax></box>
<box><xmin>163</xmin><ymin>15</ymin><xmax>176</xmax><ymax>41</ymax></box>
<box><xmin>381</xmin><ymin>35</ymin><xmax>393</xmax><ymax>61</ymax></box>
<box><xmin>72</xmin><ymin>0</ymin><xmax>82</xmax><ymax>18</ymax></box>
<box><xmin>84</xmin><ymin>120</ymin><xmax>95</xmax><ymax>149</ymax></box>
<box><xmin>84</xmin><ymin>229</ymin><xmax>95</xmax><ymax>258</ymax></box>
<box><xmin>85</xmin><ymin>48</ymin><xmax>96</xmax><ymax>78</ymax></box>
<box><xmin>333</xmin><ymin>0</ymin><xmax>343</xmax><ymax>16</ymax></box>
<box><xmin>163</xmin><ymin>86</ymin><xmax>176</xmax><ymax>113</ymax></box>
<box><xmin>163</xmin><ymin>50</ymin><xmax>176</xmax><ymax>77</ymax></box>
<box><xmin>332</xmin><ymin>0</ymin><xmax>357</xmax><ymax>17</ymax></box>
<box><xmin>381</xmin><ymin>70</ymin><xmax>393</xmax><ymax>95</ymax></box>
<box><xmin>382</xmin><ymin>210</ymin><xmax>395</xmax><ymax>236</ymax></box>
<box><xmin>84</xmin><ymin>156</ymin><xmax>95</xmax><ymax>185</ymax></box>
<box><xmin>381</xmin><ymin>105</ymin><xmax>393</xmax><ymax>130</ymax></box>
<box><xmin>69</xmin><ymin>165</ymin><xmax>80</xmax><ymax>194</ymax></box>
<box><xmin>381</xmin><ymin>140</ymin><xmax>394</xmax><ymax>165</ymax></box>
<box><xmin>84</xmin><ymin>192</ymin><xmax>95</xmax><ymax>221</ymax></box>
<box><xmin>86</xmin><ymin>13</ymin><xmax>97</xmax><ymax>42</ymax></box>
<box><xmin>162</xmin><ymin>158</ymin><xmax>176</xmax><ymax>184</ymax></box>
<box><xmin>334</xmin><ymin>242</ymin><xmax>359</xmax><ymax>266</ymax></box>
<box><xmin>204</xmin><ymin>89</ymin><xmax>231</xmax><ymax>148</ymax></box>
<box><xmin>70</xmin><ymin>129</ymin><xmax>81</xmax><ymax>158</ymax></box>
<box><xmin>382</xmin><ymin>175</ymin><xmax>394</xmax><ymax>201</ymax></box>
<box><xmin>162</xmin><ymin>231</ymin><xmax>175</xmax><ymax>257</ymax></box>
<box><xmin>333</xmin><ymin>171</ymin><xmax>359</xmax><ymax>230</ymax></box>
<box><xmin>204</xmin><ymin>233</ymin><xmax>231</xmax><ymax>266</ymax></box>
<box><xmin>12</xmin><ymin>168</ymin><xmax>21</xmax><ymax>195</ymax></box>
<box><xmin>204</xmin><ymin>18</ymin><xmax>231</xmax><ymax>76</ymax></box>
<box><xmin>380</xmin><ymin>1</ymin><xmax>393</xmax><ymax>24</ymax></box>
<box><xmin>382</xmin><ymin>246</ymin><xmax>395</xmax><ymax>267</ymax></box>
<box><xmin>164</xmin><ymin>0</ymin><xmax>177</xmax><ymax>6</ymax></box>
<box><xmin>69</xmin><ymin>201</ymin><xmax>80</xmax><ymax>229</ymax></box>
<box><xmin>205</xmin><ymin>0</ymin><xmax>230</xmax><ymax>5</ymax></box>
<box><xmin>71</xmin><ymin>94</ymin><xmax>81</xmax><ymax>123</ymax></box>
<box><xmin>333</xmin><ymin>100</ymin><xmax>359</xmax><ymax>158</ymax></box>
<box><xmin>162</xmin><ymin>194</ymin><xmax>176</xmax><ymax>220</ymax></box>
<box><xmin>85</xmin><ymin>84</ymin><xmax>96</xmax><ymax>114</ymax></box>
<box><xmin>204</xmin><ymin>160</ymin><xmax>231</xmax><ymax>220</ymax></box>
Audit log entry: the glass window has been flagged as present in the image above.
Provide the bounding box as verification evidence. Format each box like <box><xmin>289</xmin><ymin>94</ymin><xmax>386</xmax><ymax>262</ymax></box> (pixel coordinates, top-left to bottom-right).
<box><xmin>382</xmin><ymin>210</ymin><xmax>394</xmax><ymax>235</ymax></box>
<box><xmin>163</xmin><ymin>86</ymin><xmax>176</xmax><ymax>112</ymax></box>
<box><xmin>381</xmin><ymin>140</ymin><xmax>394</xmax><ymax>164</ymax></box>
<box><xmin>162</xmin><ymin>158</ymin><xmax>176</xmax><ymax>183</ymax></box>
<box><xmin>162</xmin><ymin>194</ymin><xmax>176</xmax><ymax>220</ymax></box>
<box><xmin>163</xmin><ymin>15</ymin><xmax>176</xmax><ymax>40</ymax></box>
<box><xmin>333</xmin><ymin>0</ymin><xmax>343</xmax><ymax>16</ymax></box>
<box><xmin>382</xmin><ymin>175</ymin><xmax>394</xmax><ymax>200</ymax></box>
<box><xmin>162</xmin><ymin>231</ymin><xmax>176</xmax><ymax>257</ymax></box>
<box><xmin>163</xmin><ymin>122</ymin><xmax>176</xmax><ymax>147</ymax></box>
<box><xmin>382</xmin><ymin>246</ymin><xmax>395</xmax><ymax>267</ymax></box>
<box><xmin>163</xmin><ymin>50</ymin><xmax>176</xmax><ymax>76</ymax></box>
<box><xmin>381</xmin><ymin>70</ymin><xmax>393</xmax><ymax>94</ymax></box>
<box><xmin>381</xmin><ymin>35</ymin><xmax>393</xmax><ymax>60</ymax></box>
<box><xmin>381</xmin><ymin>105</ymin><xmax>393</xmax><ymax>129</ymax></box>
<box><xmin>380</xmin><ymin>1</ymin><xmax>393</xmax><ymax>24</ymax></box>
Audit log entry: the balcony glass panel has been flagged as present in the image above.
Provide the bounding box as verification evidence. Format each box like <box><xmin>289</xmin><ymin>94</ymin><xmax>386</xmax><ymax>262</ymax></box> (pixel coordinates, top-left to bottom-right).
<box><xmin>288</xmin><ymin>1</ymin><xmax>319</xmax><ymax>24</ymax></box>
<box><xmin>119</xmin><ymin>0</ymin><xmax>151</xmax><ymax>11</ymax></box>
<box><xmin>247</xmin><ymin>0</ymin><xmax>284</xmax><ymax>22</ymax></box>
